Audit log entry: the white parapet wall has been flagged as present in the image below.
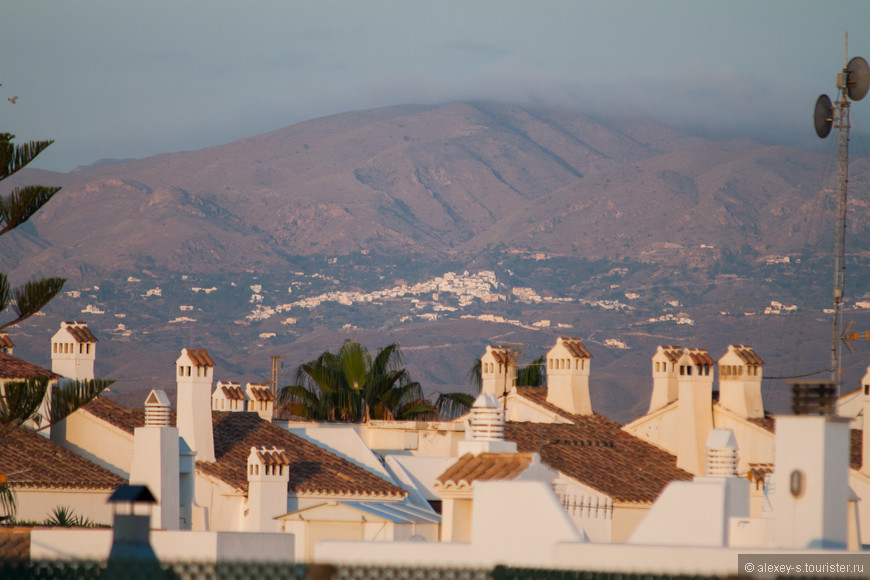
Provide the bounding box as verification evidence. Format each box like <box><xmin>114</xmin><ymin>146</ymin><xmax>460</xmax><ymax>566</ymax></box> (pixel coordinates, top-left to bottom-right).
<box><xmin>30</xmin><ymin>530</ymin><xmax>295</xmax><ymax>562</ymax></box>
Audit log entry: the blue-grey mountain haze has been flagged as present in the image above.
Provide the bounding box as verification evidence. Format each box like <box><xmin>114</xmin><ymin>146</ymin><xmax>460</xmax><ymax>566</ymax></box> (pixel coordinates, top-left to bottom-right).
<box><xmin>3</xmin><ymin>1</ymin><xmax>869</xmax><ymax>172</ymax></box>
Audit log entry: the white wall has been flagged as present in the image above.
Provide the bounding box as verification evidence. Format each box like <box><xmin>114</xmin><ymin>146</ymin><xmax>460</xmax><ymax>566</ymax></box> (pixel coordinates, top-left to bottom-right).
<box><xmin>52</xmin><ymin>411</ymin><xmax>134</xmax><ymax>479</ymax></box>
<box><xmin>15</xmin><ymin>489</ymin><xmax>115</xmax><ymax>526</ymax></box>
<box><xmin>31</xmin><ymin>529</ymin><xmax>294</xmax><ymax>561</ymax></box>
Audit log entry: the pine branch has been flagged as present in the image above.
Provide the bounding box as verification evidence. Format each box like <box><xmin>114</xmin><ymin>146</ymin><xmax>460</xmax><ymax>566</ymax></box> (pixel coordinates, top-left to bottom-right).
<box><xmin>0</xmin><ymin>377</ymin><xmax>50</xmax><ymax>436</ymax></box>
<box><xmin>0</xmin><ymin>135</ymin><xmax>55</xmax><ymax>181</ymax></box>
<box><xmin>0</xmin><ymin>185</ymin><xmax>63</xmax><ymax>235</ymax></box>
<box><xmin>0</xmin><ymin>277</ymin><xmax>66</xmax><ymax>331</ymax></box>
<box><xmin>45</xmin><ymin>378</ymin><xmax>113</xmax><ymax>429</ymax></box>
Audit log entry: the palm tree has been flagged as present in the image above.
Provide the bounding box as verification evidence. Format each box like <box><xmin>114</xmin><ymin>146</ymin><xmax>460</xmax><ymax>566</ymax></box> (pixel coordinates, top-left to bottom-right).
<box><xmin>517</xmin><ymin>355</ymin><xmax>546</xmax><ymax>387</ymax></box>
<box><xmin>279</xmin><ymin>340</ymin><xmax>436</xmax><ymax>422</ymax></box>
<box><xmin>436</xmin><ymin>353</ymin><xmax>548</xmax><ymax>420</ymax></box>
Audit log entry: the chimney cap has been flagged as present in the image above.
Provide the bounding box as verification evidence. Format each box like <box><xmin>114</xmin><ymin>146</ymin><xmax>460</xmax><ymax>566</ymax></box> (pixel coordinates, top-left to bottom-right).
<box><xmin>108</xmin><ymin>484</ymin><xmax>157</xmax><ymax>505</ymax></box>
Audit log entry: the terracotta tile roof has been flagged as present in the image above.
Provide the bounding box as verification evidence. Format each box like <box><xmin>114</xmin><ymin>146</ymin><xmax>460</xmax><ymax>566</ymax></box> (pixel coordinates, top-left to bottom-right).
<box><xmin>488</xmin><ymin>346</ymin><xmax>515</xmax><ymax>366</ymax></box>
<box><xmin>511</xmin><ymin>387</ymin><xmax>692</xmax><ymax>503</ymax></box>
<box><xmin>218</xmin><ymin>384</ymin><xmax>246</xmax><ymax>401</ymax></box>
<box><xmin>685</xmin><ymin>348</ymin><xmax>715</xmax><ymax>366</ymax></box>
<box><xmin>198</xmin><ymin>412</ymin><xmax>406</xmax><ymax>498</ymax></box>
<box><xmin>730</xmin><ymin>345</ymin><xmax>764</xmax><ymax>366</ymax></box>
<box><xmin>747</xmin><ymin>463</ymin><xmax>774</xmax><ymax>484</ymax></box>
<box><xmin>0</xmin><ymin>528</ymin><xmax>30</xmax><ymax>560</ymax></box>
<box><xmin>0</xmin><ymin>352</ymin><xmax>59</xmax><ymax>380</ymax></box>
<box><xmin>60</xmin><ymin>323</ymin><xmax>97</xmax><ymax>343</ymax></box>
<box><xmin>0</xmin><ymin>427</ymin><xmax>123</xmax><ymax>491</ymax></box>
<box><xmin>559</xmin><ymin>338</ymin><xmax>592</xmax><ymax>359</ymax></box>
<box><xmin>747</xmin><ymin>416</ymin><xmax>775</xmax><ymax>433</ymax></box>
<box><xmin>0</xmin><ymin>332</ymin><xmax>14</xmax><ymax>351</ymax></box>
<box><xmin>436</xmin><ymin>453</ymin><xmax>535</xmax><ymax>488</ymax></box>
<box><xmin>83</xmin><ymin>397</ymin><xmax>404</xmax><ymax>498</ymax></box>
<box><xmin>659</xmin><ymin>346</ymin><xmax>683</xmax><ymax>363</ymax></box>
<box><xmin>82</xmin><ymin>396</ymin><xmax>149</xmax><ymax>434</ymax></box>
<box><xmin>254</xmin><ymin>447</ymin><xmax>292</xmax><ymax>466</ymax></box>
<box><xmin>247</xmin><ymin>384</ymin><xmax>276</xmax><ymax>402</ymax></box>
<box><xmin>186</xmin><ymin>349</ymin><xmax>215</xmax><ymax>367</ymax></box>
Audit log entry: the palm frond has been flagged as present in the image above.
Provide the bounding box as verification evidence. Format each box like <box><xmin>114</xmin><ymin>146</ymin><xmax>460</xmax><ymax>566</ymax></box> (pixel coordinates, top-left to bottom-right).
<box><xmin>0</xmin><ymin>471</ymin><xmax>17</xmax><ymax>520</ymax></box>
<box><xmin>435</xmin><ymin>392</ymin><xmax>476</xmax><ymax>420</ymax></box>
<box><xmin>467</xmin><ymin>358</ymin><xmax>482</xmax><ymax>393</ymax></box>
<box><xmin>517</xmin><ymin>355</ymin><xmax>546</xmax><ymax>387</ymax></box>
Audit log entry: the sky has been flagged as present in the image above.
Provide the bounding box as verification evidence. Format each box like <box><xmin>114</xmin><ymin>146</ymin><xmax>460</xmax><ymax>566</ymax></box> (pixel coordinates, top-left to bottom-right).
<box><xmin>2</xmin><ymin>1</ymin><xmax>870</xmax><ymax>172</ymax></box>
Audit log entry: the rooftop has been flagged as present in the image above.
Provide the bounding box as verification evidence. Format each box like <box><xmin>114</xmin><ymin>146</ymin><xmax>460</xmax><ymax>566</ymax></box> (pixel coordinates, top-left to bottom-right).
<box><xmin>81</xmin><ymin>397</ymin><xmax>405</xmax><ymax>499</ymax></box>
<box><xmin>0</xmin><ymin>426</ymin><xmax>123</xmax><ymax>491</ymax></box>
<box><xmin>436</xmin><ymin>453</ymin><xmax>536</xmax><ymax>488</ymax></box>
<box><xmin>0</xmin><ymin>352</ymin><xmax>59</xmax><ymax>380</ymax></box>
<box><xmin>511</xmin><ymin>387</ymin><xmax>693</xmax><ymax>503</ymax></box>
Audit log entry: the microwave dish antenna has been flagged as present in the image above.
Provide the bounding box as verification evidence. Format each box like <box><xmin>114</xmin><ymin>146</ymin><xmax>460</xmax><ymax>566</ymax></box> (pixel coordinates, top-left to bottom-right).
<box><xmin>814</xmin><ymin>33</ymin><xmax>867</xmax><ymax>392</ymax></box>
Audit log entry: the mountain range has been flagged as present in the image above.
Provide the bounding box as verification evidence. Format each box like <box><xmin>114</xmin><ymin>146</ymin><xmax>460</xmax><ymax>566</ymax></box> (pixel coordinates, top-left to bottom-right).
<box><xmin>3</xmin><ymin>101</ymin><xmax>869</xmax><ymax>422</ymax></box>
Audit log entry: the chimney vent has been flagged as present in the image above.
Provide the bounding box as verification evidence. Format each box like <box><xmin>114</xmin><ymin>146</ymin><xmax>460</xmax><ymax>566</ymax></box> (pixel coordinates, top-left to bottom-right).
<box><xmin>144</xmin><ymin>390</ymin><xmax>171</xmax><ymax>427</ymax></box>
<box><xmin>469</xmin><ymin>394</ymin><xmax>505</xmax><ymax>441</ymax></box>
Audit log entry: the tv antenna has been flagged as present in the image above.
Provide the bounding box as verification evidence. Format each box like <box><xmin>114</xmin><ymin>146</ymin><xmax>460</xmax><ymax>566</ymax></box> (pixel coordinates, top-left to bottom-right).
<box><xmin>813</xmin><ymin>33</ymin><xmax>869</xmax><ymax>392</ymax></box>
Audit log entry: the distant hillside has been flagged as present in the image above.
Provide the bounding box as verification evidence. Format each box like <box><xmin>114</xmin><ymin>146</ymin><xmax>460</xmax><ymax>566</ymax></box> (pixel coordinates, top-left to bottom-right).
<box><xmin>2</xmin><ymin>101</ymin><xmax>869</xmax><ymax>423</ymax></box>
<box><xmin>4</xmin><ymin>101</ymin><xmax>862</xmax><ymax>283</ymax></box>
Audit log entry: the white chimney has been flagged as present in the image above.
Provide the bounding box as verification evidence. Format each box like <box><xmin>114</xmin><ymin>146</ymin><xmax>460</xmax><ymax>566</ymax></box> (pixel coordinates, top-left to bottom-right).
<box><xmin>211</xmin><ymin>381</ymin><xmax>246</xmax><ymax>412</ymax></box>
<box><xmin>480</xmin><ymin>346</ymin><xmax>516</xmax><ymax>399</ymax></box>
<box><xmin>129</xmin><ymin>390</ymin><xmax>180</xmax><ymax>530</ymax></box>
<box><xmin>458</xmin><ymin>393</ymin><xmax>517</xmax><ymax>455</ymax></box>
<box><xmin>176</xmin><ymin>348</ymin><xmax>215</xmax><ymax>462</ymax></box>
<box><xmin>773</xmin><ymin>382</ymin><xmax>849</xmax><ymax>549</ymax></box>
<box><xmin>0</xmin><ymin>331</ymin><xmax>13</xmax><ymax>355</ymax></box>
<box><xmin>718</xmin><ymin>345</ymin><xmax>764</xmax><ymax>419</ymax></box>
<box><xmin>245</xmin><ymin>446</ymin><xmax>290</xmax><ymax>532</ymax></box>
<box><xmin>861</xmin><ymin>366</ymin><xmax>870</xmax><ymax>477</ymax></box>
<box><xmin>245</xmin><ymin>383</ymin><xmax>276</xmax><ymax>421</ymax></box>
<box><xmin>545</xmin><ymin>337</ymin><xmax>592</xmax><ymax>416</ymax></box>
<box><xmin>675</xmin><ymin>348</ymin><xmax>715</xmax><ymax>475</ymax></box>
<box><xmin>50</xmin><ymin>321</ymin><xmax>97</xmax><ymax>380</ymax></box>
<box><xmin>704</xmin><ymin>428</ymin><xmax>739</xmax><ymax>477</ymax></box>
<box><xmin>649</xmin><ymin>345</ymin><xmax>682</xmax><ymax>413</ymax></box>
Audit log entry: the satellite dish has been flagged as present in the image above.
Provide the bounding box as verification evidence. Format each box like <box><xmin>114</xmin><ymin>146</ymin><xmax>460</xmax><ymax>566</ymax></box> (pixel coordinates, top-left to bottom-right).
<box><xmin>814</xmin><ymin>94</ymin><xmax>833</xmax><ymax>138</ymax></box>
<box><xmin>846</xmin><ymin>56</ymin><xmax>870</xmax><ymax>101</ymax></box>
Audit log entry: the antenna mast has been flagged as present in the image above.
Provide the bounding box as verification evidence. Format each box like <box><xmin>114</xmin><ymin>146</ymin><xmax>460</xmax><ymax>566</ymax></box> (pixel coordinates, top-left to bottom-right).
<box><xmin>814</xmin><ymin>33</ymin><xmax>869</xmax><ymax>392</ymax></box>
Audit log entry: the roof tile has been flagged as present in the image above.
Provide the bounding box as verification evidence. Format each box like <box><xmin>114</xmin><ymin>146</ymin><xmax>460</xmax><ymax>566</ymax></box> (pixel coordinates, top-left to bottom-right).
<box><xmin>511</xmin><ymin>387</ymin><xmax>692</xmax><ymax>503</ymax></box>
<box><xmin>0</xmin><ymin>427</ymin><xmax>123</xmax><ymax>491</ymax></box>
<box><xmin>436</xmin><ymin>453</ymin><xmax>535</xmax><ymax>488</ymax></box>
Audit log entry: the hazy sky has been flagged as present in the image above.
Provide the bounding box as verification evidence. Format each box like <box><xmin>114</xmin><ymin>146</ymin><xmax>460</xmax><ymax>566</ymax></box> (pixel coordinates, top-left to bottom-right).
<box><xmin>3</xmin><ymin>1</ymin><xmax>869</xmax><ymax>172</ymax></box>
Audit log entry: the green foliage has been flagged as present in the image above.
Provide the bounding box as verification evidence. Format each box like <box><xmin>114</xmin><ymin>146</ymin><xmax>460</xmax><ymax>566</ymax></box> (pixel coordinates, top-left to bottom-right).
<box><xmin>0</xmin><ymin>128</ymin><xmax>111</xmax><ymax>521</ymax></box>
<box><xmin>0</xmin><ymin>474</ymin><xmax>14</xmax><ymax>522</ymax></box>
<box><xmin>516</xmin><ymin>355</ymin><xmax>546</xmax><ymax>387</ymax></box>
<box><xmin>279</xmin><ymin>340</ymin><xmax>437</xmax><ymax>422</ymax></box>
<box><xmin>44</xmin><ymin>505</ymin><xmax>95</xmax><ymax>527</ymax></box>
<box><xmin>0</xmin><ymin>132</ymin><xmax>66</xmax><ymax>331</ymax></box>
